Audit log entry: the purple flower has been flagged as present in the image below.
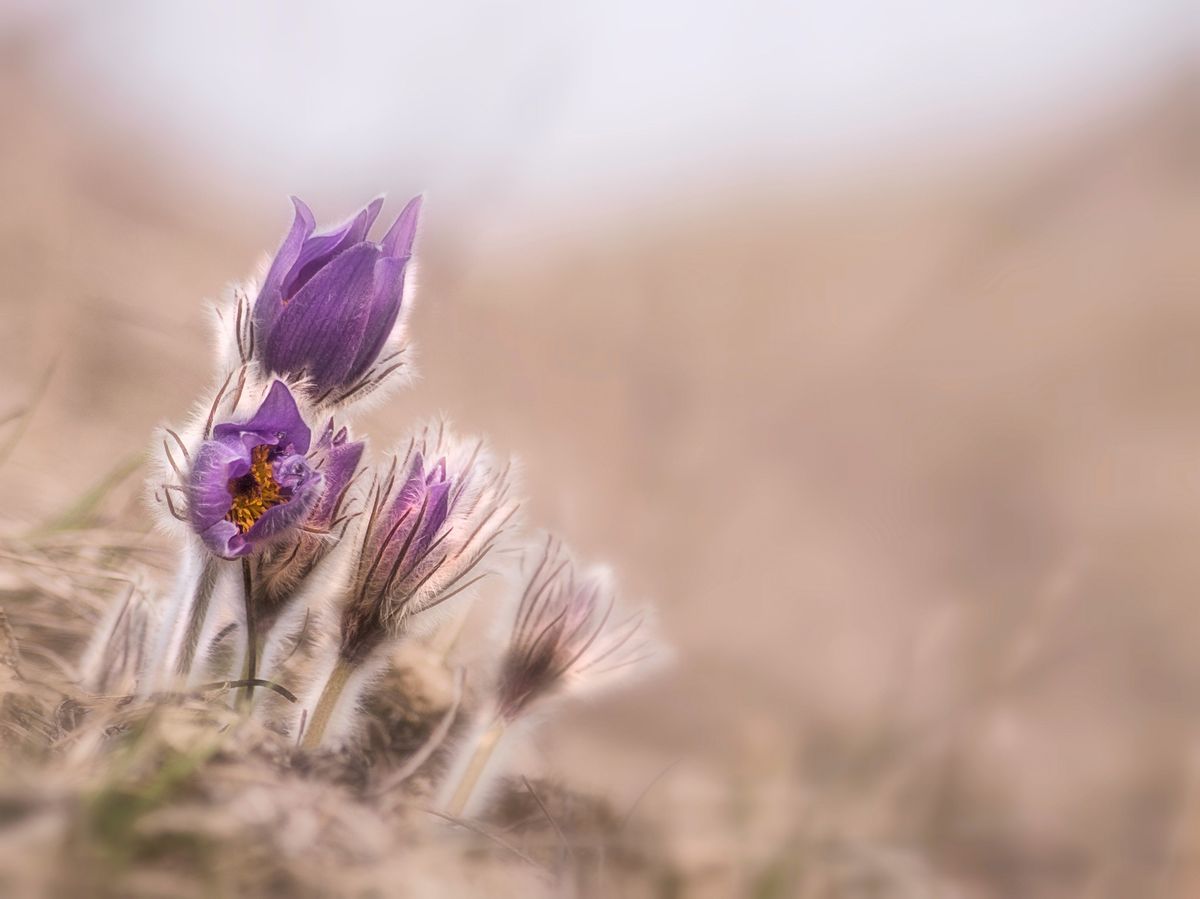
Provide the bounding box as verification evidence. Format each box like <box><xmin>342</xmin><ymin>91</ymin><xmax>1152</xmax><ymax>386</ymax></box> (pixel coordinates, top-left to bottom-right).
<box><xmin>187</xmin><ymin>380</ymin><xmax>324</xmax><ymax>559</ymax></box>
<box><xmin>337</xmin><ymin>425</ymin><xmax>517</xmax><ymax>661</ymax></box>
<box><xmin>253</xmin><ymin>195</ymin><xmax>422</xmax><ymax>401</ymax></box>
<box><xmin>497</xmin><ymin>537</ymin><xmax>654</xmax><ymax>722</ymax></box>
<box><xmin>250</xmin><ymin>418</ymin><xmax>365</xmax><ymax>621</ymax></box>
<box><xmin>372</xmin><ymin>451</ymin><xmax>453</xmax><ymax>564</ymax></box>
<box><xmin>308</xmin><ymin>419</ymin><xmax>366</xmax><ymax>532</ymax></box>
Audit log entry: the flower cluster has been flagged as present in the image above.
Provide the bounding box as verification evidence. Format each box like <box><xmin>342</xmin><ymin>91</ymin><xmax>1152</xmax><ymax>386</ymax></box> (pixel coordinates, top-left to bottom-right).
<box><xmin>88</xmin><ymin>195</ymin><xmax>664</xmax><ymax>816</ymax></box>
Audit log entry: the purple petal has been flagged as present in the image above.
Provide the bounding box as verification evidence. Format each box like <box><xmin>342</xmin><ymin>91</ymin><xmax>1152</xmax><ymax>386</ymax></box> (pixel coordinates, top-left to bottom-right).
<box><xmin>214</xmin><ymin>381</ymin><xmax>312</xmax><ymax>454</ymax></box>
<box><xmin>328</xmin><ymin>440</ymin><xmax>365</xmax><ymax>490</ymax></box>
<box><xmin>422</xmin><ymin>476</ymin><xmax>452</xmax><ymax>543</ymax></box>
<box><xmin>367</xmin><ymin>454</ymin><xmax>424</xmax><ymax>555</ymax></box>
<box><xmin>262</xmin><ymin>243</ymin><xmax>381</xmax><ymax>392</ymax></box>
<box><xmin>315</xmin><ymin>418</ymin><xmax>336</xmax><ymax>451</ymax></box>
<box><xmin>244</xmin><ymin>467</ymin><xmax>324</xmax><ymax>545</ymax></box>
<box><xmin>381</xmin><ymin>194</ymin><xmax>423</xmax><ymax>259</ymax></box>
<box><xmin>272</xmin><ymin>451</ymin><xmax>319</xmax><ymax>493</ymax></box>
<box><xmin>314</xmin><ymin>417</ymin><xmax>351</xmax><ymax>452</ymax></box>
<box><xmin>309</xmin><ymin>438</ymin><xmax>364</xmax><ymax>528</ymax></box>
<box><xmin>284</xmin><ymin>196</ymin><xmax>385</xmax><ymax>298</ymax></box>
<box><xmin>187</xmin><ymin>439</ymin><xmax>250</xmax><ymax>534</ymax></box>
<box><xmin>343</xmin><ymin>253</ymin><xmax>409</xmax><ymax>386</ymax></box>
<box><xmin>255</xmin><ymin>197</ymin><xmax>317</xmax><ymax>335</ymax></box>
<box><xmin>395</xmin><ymin>452</ymin><xmax>426</xmax><ymax>505</ymax></box>
<box><xmin>373</xmin><ymin>452</ymin><xmax>454</xmax><ymax>562</ymax></box>
<box><xmin>200</xmin><ymin>519</ymin><xmax>246</xmax><ymax>558</ymax></box>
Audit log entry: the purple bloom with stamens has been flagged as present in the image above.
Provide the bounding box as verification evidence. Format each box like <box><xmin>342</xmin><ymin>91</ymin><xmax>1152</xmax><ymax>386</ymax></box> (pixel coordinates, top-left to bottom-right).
<box><xmin>253</xmin><ymin>195</ymin><xmax>422</xmax><ymax>400</ymax></box>
<box><xmin>187</xmin><ymin>380</ymin><xmax>324</xmax><ymax>559</ymax></box>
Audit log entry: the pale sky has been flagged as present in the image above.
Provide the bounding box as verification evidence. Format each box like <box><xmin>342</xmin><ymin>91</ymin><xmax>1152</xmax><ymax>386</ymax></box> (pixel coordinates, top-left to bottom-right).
<box><xmin>7</xmin><ymin>1</ymin><xmax>1195</xmax><ymax>237</ymax></box>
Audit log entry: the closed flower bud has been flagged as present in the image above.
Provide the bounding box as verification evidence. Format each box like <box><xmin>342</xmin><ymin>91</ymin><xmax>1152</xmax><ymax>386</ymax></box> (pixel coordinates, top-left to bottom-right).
<box><xmin>253</xmin><ymin>195</ymin><xmax>422</xmax><ymax>405</ymax></box>
<box><xmin>296</xmin><ymin>423</ymin><xmax>518</xmax><ymax>749</ymax></box>
<box><xmin>497</xmin><ymin>536</ymin><xmax>660</xmax><ymax>722</ymax></box>
<box><xmin>444</xmin><ymin>537</ymin><xmax>664</xmax><ymax>815</ymax></box>
<box><xmin>337</xmin><ymin>423</ymin><xmax>518</xmax><ymax>663</ymax></box>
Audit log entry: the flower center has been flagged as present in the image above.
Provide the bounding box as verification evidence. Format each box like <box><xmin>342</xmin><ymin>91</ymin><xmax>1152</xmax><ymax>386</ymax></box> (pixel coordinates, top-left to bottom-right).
<box><xmin>226</xmin><ymin>444</ymin><xmax>285</xmax><ymax>533</ymax></box>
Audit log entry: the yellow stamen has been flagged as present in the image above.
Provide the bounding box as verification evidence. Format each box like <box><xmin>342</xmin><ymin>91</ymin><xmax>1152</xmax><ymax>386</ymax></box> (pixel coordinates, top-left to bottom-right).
<box><xmin>226</xmin><ymin>444</ymin><xmax>284</xmax><ymax>532</ymax></box>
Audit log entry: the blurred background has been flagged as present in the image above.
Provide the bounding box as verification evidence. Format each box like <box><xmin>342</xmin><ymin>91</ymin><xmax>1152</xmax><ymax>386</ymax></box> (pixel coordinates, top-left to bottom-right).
<box><xmin>2</xmin><ymin>2</ymin><xmax>1200</xmax><ymax>896</ymax></box>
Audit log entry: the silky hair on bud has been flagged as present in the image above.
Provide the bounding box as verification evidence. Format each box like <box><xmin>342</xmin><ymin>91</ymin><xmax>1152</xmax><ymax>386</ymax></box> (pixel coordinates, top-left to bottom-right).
<box><xmin>497</xmin><ymin>534</ymin><xmax>666</xmax><ymax>723</ymax></box>
<box><xmin>337</xmin><ymin>420</ymin><xmax>519</xmax><ymax>662</ymax></box>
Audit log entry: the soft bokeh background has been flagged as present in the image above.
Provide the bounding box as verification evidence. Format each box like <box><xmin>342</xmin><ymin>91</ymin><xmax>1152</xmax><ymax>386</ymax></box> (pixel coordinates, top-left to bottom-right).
<box><xmin>2</xmin><ymin>2</ymin><xmax>1200</xmax><ymax>896</ymax></box>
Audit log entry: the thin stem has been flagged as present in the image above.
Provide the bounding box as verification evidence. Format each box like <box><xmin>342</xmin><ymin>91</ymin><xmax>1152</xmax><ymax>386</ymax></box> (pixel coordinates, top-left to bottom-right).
<box><xmin>241</xmin><ymin>557</ymin><xmax>257</xmax><ymax>706</ymax></box>
<box><xmin>237</xmin><ymin>629</ymin><xmax>267</xmax><ymax>711</ymax></box>
<box><xmin>299</xmin><ymin>657</ymin><xmax>354</xmax><ymax>750</ymax></box>
<box><xmin>447</xmin><ymin>718</ymin><xmax>506</xmax><ymax>817</ymax></box>
<box><xmin>174</xmin><ymin>556</ymin><xmax>220</xmax><ymax>678</ymax></box>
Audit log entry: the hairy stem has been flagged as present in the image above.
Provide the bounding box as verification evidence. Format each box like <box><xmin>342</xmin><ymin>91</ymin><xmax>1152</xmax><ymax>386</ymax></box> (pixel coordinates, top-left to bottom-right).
<box><xmin>447</xmin><ymin>718</ymin><xmax>506</xmax><ymax>817</ymax></box>
<box><xmin>299</xmin><ymin>657</ymin><xmax>355</xmax><ymax>750</ymax></box>
<box><xmin>237</xmin><ymin>631</ymin><xmax>268</xmax><ymax>710</ymax></box>
<box><xmin>173</xmin><ymin>556</ymin><xmax>220</xmax><ymax>679</ymax></box>
<box><xmin>240</xmin><ymin>557</ymin><xmax>257</xmax><ymax>706</ymax></box>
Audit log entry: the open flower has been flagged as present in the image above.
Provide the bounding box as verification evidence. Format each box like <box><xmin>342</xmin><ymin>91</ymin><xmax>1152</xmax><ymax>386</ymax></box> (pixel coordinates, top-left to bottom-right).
<box><xmin>252</xmin><ymin>195</ymin><xmax>422</xmax><ymax>404</ymax></box>
<box><xmin>187</xmin><ymin>380</ymin><xmax>324</xmax><ymax>559</ymax></box>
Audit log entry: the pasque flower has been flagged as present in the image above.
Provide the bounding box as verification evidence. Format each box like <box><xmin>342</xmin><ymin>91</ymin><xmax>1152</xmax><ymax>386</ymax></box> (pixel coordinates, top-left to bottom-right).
<box><xmin>251</xmin><ymin>419</ymin><xmax>364</xmax><ymax>617</ymax></box>
<box><xmin>445</xmin><ymin>535</ymin><xmax>659</xmax><ymax>815</ymax></box>
<box><xmin>120</xmin><ymin>189</ymin><xmax>668</xmax><ymax>826</ymax></box>
<box><xmin>253</xmin><ymin>195</ymin><xmax>422</xmax><ymax>402</ymax></box>
<box><xmin>298</xmin><ymin>424</ymin><xmax>517</xmax><ymax>748</ymax></box>
<box><xmin>337</xmin><ymin>426</ymin><xmax>517</xmax><ymax>662</ymax></box>
<box><xmin>222</xmin><ymin>420</ymin><xmax>366</xmax><ymax>697</ymax></box>
<box><xmin>496</xmin><ymin>536</ymin><xmax>653</xmax><ymax>722</ymax></box>
<box><xmin>187</xmin><ymin>380</ymin><xmax>324</xmax><ymax>559</ymax></box>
